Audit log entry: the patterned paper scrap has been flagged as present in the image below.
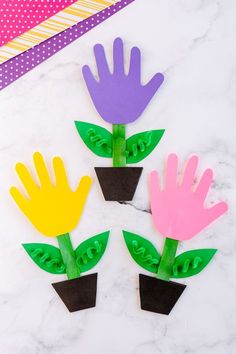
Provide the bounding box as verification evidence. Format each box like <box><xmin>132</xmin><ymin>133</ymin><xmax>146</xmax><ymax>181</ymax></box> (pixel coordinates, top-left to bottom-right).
<box><xmin>0</xmin><ymin>0</ymin><xmax>78</xmax><ymax>46</ymax></box>
<box><xmin>0</xmin><ymin>0</ymin><xmax>135</xmax><ymax>90</ymax></box>
<box><xmin>0</xmin><ymin>0</ymin><xmax>118</xmax><ymax>64</ymax></box>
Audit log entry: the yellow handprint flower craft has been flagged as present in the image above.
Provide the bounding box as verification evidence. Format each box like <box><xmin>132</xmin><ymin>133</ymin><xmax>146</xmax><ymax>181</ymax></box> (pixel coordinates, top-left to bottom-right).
<box><xmin>10</xmin><ymin>152</ymin><xmax>92</xmax><ymax>237</ymax></box>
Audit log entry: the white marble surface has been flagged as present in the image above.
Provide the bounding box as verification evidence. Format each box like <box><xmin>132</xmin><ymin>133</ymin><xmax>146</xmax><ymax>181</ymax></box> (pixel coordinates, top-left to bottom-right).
<box><xmin>1</xmin><ymin>0</ymin><xmax>236</xmax><ymax>353</ymax></box>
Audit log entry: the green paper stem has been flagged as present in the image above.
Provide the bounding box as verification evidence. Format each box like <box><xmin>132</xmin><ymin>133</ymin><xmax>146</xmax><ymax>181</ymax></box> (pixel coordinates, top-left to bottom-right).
<box><xmin>57</xmin><ymin>233</ymin><xmax>80</xmax><ymax>280</ymax></box>
<box><xmin>112</xmin><ymin>124</ymin><xmax>126</xmax><ymax>167</ymax></box>
<box><xmin>157</xmin><ymin>238</ymin><xmax>179</xmax><ymax>281</ymax></box>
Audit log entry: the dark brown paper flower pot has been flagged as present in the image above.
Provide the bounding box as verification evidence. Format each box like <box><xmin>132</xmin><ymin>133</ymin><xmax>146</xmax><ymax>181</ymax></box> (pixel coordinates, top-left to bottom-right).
<box><xmin>139</xmin><ymin>274</ymin><xmax>186</xmax><ymax>315</ymax></box>
<box><xmin>52</xmin><ymin>273</ymin><xmax>97</xmax><ymax>312</ymax></box>
<box><xmin>94</xmin><ymin>167</ymin><xmax>143</xmax><ymax>201</ymax></box>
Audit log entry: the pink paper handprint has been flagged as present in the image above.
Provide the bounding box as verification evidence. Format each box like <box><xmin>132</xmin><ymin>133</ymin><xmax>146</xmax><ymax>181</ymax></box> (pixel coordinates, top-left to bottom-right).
<box><xmin>150</xmin><ymin>154</ymin><xmax>228</xmax><ymax>241</ymax></box>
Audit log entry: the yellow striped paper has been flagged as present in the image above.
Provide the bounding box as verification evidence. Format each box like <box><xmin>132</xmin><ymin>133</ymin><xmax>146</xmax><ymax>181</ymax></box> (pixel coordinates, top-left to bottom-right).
<box><xmin>0</xmin><ymin>0</ymin><xmax>118</xmax><ymax>63</ymax></box>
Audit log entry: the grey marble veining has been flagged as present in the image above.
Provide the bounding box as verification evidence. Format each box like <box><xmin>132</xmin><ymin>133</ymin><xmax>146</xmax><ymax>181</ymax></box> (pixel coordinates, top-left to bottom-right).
<box><xmin>0</xmin><ymin>0</ymin><xmax>236</xmax><ymax>353</ymax></box>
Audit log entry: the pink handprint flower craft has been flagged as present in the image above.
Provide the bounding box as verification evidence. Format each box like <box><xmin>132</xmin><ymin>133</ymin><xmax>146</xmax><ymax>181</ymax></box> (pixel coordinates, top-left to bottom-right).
<box><xmin>123</xmin><ymin>154</ymin><xmax>228</xmax><ymax>315</ymax></box>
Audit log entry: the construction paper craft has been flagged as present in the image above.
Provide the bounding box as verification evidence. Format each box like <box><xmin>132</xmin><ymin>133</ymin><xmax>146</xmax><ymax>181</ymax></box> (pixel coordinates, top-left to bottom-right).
<box><xmin>150</xmin><ymin>154</ymin><xmax>228</xmax><ymax>241</ymax></box>
<box><xmin>0</xmin><ymin>0</ymin><xmax>77</xmax><ymax>46</ymax></box>
<box><xmin>139</xmin><ymin>274</ymin><xmax>186</xmax><ymax>315</ymax></box>
<box><xmin>0</xmin><ymin>0</ymin><xmax>133</xmax><ymax>90</ymax></box>
<box><xmin>0</xmin><ymin>0</ymin><xmax>118</xmax><ymax>64</ymax></box>
<box><xmin>95</xmin><ymin>167</ymin><xmax>142</xmax><ymax>201</ymax></box>
<box><xmin>10</xmin><ymin>152</ymin><xmax>110</xmax><ymax>312</ymax></box>
<box><xmin>75</xmin><ymin>38</ymin><xmax>164</xmax><ymax>201</ymax></box>
<box><xmin>82</xmin><ymin>38</ymin><xmax>164</xmax><ymax>124</ymax></box>
<box><xmin>52</xmin><ymin>273</ymin><xmax>97</xmax><ymax>312</ymax></box>
<box><xmin>123</xmin><ymin>154</ymin><xmax>228</xmax><ymax>315</ymax></box>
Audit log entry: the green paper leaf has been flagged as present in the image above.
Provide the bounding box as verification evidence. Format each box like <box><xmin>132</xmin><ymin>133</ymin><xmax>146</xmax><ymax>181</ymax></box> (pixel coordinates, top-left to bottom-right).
<box><xmin>75</xmin><ymin>231</ymin><xmax>110</xmax><ymax>273</ymax></box>
<box><xmin>171</xmin><ymin>249</ymin><xmax>217</xmax><ymax>278</ymax></box>
<box><xmin>123</xmin><ymin>230</ymin><xmax>160</xmax><ymax>273</ymax></box>
<box><xmin>126</xmin><ymin>130</ymin><xmax>165</xmax><ymax>164</ymax></box>
<box><xmin>22</xmin><ymin>243</ymin><xmax>66</xmax><ymax>274</ymax></box>
<box><xmin>74</xmin><ymin>121</ymin><xmax>112</xmax><ymax>157</ymax></box>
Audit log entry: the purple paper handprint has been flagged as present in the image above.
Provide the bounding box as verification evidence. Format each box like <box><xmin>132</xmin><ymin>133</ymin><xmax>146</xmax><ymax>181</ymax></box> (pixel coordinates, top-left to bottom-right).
<box><xmin>82</xmin><ymin>38</ymin><xmax>164</xmax><ymax>124</ymax></box>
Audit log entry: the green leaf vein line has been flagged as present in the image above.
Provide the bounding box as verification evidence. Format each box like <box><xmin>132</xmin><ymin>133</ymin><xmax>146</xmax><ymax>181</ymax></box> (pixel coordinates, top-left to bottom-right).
<box><xmin>132</xmin><ymin>240</ymin><xmax>160</xmax><ymax>266</ymax></box>
<box><xmin>87</xmin><ymin>128</ymin><xmax>112</xmax><ymax>153</ymax></box>
<box><xmin>172</xmin><ymin>256</ymin><xmax>202</xmax><ymax>276</ymax></box>
<box><xmin>126</xmin><ymin>131</ymin><xmax>152</xmax><ymax>158</ymax></box>
<box><xmin>30</xmin><ymin>247</ymin><xmax>66</xmax><ymax>272</ymax></box>
<box><xmin>76</xmin><ymin>240</ymin><xmax>102</xmax><ymax>266</ymax></box>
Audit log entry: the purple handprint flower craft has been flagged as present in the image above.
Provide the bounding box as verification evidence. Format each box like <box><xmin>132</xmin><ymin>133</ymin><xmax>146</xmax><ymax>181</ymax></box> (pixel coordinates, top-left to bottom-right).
<box><xmin>75</xmin><ymin>38</ymin><xmax>165</xmax><ymax>201</ymax></box>
<box><xmin>82</xmin><ymin>38</ymin><xmax>164</xmax><ymax>124</ymax></box>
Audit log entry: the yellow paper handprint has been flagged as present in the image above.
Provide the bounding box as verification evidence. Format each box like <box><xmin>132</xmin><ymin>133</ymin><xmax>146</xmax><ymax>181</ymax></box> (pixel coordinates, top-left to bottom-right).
<box><xmin>10</xmin><ymin>152</ymin><xmax>92</xmax><ymax>237</ymax></box>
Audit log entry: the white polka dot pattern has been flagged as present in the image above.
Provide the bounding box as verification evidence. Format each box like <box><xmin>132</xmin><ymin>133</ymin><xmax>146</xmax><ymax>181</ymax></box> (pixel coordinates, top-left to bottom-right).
<box><xmin>0</xmin><ymin>0</ymin><xmax>134</xmax><ymax>90</ymax></box>
<box><xmin>0</xmin><ymin>0</ymin><xmax>77</xmax><ymax>46</ymax></box>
